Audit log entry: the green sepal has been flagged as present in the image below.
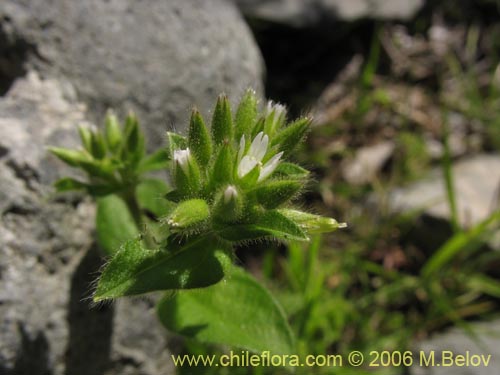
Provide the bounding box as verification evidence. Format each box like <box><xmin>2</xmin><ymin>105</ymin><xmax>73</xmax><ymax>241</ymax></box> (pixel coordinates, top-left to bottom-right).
<box><xmin>123</xmin><ymin>112</ymin><xmax>145</xmax><ymax>164</ymax></box>
<box><xmin>239</xmin><ymin>163</ymin><xmax>260</xmax><ymax>188</ymax></box>
<box><xmin>166</xmin><ymin>198</ymin><xmax>210</xmax><ymax>230</ymax></box>
<box><xmin>274</xmin><ymin>162</ymin><xmax>309</xmax><ymax>178</ymax></box>
<box><xmin>158</xmin><ymin>266</ymin><xmax>295</xmax><ymax>355</ymax></box>
<box><xmin>93</xmin><ymin>236</ymin><xmax>233</xmax><ymax>301</ymax></box>
<box><xmin>211</xmin><ymin>95</ymin><xmax>233</xmax><ymax>146</ymax></box>
<box><xmin>251</xmin><ymin>180</ymin><xmax>302</xmax><ymax>209</ymax></box>
<box><xmin>78</xmin><ymin>126</ymin><xmax>93</xmax><ymax>153</ymax></box>
<box><xmin>166</xmin><ymin>132</ymin><xmax>188</xmax><ymax>159</ymax></box>
<box><xmin>188</xmin><ymin>109</ymin><xmax>212</xmax><ymax>166</ymax></box>
<box><xmin>217</xmin><ymin>210</ymin><xmax>308</xmax><ymax>242</ymax></box>
<box><xmin>234</xmin><ymin>89</ymin><xmax>258</xmax><ymax>141</ymax></box>
<box><xmin>210</xmin><ymin>142</ymin><xmax>234</xmax><ymax>188</ymax></box>
<box><xmin>48</xmin><ymin>147</ymin><xmax>90</xmax><ymax>167</ymax></box>
<box><xmin>271</xmin><ymin>117</ymin><xmax>310</xmax><ymax>156</ymax></box>
<box><xmin>173</xmin><ymin>151</ymin><xmax>202</xmax><ymax>197</ymax></box>
<box><xmin>250</xmin><ymin>117</ymin><xmax>265</xmax><ymax>138</ymax></box>
<box><xmin>264</xmin><ymin>103</ymin><xmax>286</xmax><ymax>137</ymax></box>
<box><xmin>90</xmin><ymin>131</ymin><xmax>107</xmax><ymax>160</ymax></box>
<box><xmin>277</xmin><ymin>209</ymin><xmax>347</xmax><ymax>234</ymax></box>
<box><xmin>165</xmin><ymin>189</ymin><xmax>183</xmax><ymax>203</ymax></box>
<box><xmin>104</xmin><ymin>111</ymin><xmax>123</xmax><ymax>153</ymax></box>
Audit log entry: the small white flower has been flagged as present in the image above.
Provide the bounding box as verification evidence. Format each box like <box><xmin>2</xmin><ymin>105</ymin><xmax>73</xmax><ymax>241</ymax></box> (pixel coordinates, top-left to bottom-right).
<box><xmin>237</xmin><ymin>132</ymin><xmax>283</xmax><ymax>182</ymax></box>
<box><xmin>258</xmin><ymin>151</ymin><xmax>283</xmax><ymax>182</ymax></box>
<box><xmin>173</xmin><ymin>148</ymin><xmax>191</xmax><ymax>174</ymax></box>
<box><xmin>223</xmin><ymin>185</ymin><xmax>238</xmax><ymax>203</ymax></box>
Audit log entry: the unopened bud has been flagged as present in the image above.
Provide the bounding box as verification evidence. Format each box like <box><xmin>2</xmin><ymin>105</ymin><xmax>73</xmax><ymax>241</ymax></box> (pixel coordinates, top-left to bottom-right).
<box><xmin>167</xmin><ymin>199</ymin><xmax>210</xmax><ymax>230</ymax></box>
<box><xmin>277</xmin><ymin>209</ymin><xmax>347</xmax><ymax>234</ymax></box>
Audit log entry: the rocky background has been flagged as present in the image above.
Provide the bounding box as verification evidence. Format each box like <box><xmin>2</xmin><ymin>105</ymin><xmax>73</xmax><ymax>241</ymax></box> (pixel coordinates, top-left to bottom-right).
<box><xmin>1</xmin><ymin>0</ymin><xmax>499</xmax><ymax>374</ymax></box>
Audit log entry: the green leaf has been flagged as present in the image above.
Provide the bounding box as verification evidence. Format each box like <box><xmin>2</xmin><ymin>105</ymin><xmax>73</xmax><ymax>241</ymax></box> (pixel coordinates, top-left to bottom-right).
<box><xmin>137</xmin><ymin>149</ymin><xmax>170</xmax><ymax>173</ymax></box>
<box><xmin>271</xmin><ymin>117</ymin><xmax>310</xmax><ymax>156</ymax></box>
<box><xmin>467</xmin><ymin>274</ymin><xmax>500</xmax><ymax>298</ymax></box>
<box><xmin>251</xmin><ymin>180</ymin><xmax>302</xmax><ymax>209</ymax></box>
<box><xmin>54</xmin><ymin>177</ymin><xmax>88</xmax><ymax>192</ymax></box>
<box><xmin>93</xmin><ymin>236</ymin><xmax>232</xmax><ymax>301</ymax></box>
<box><xmin>422</xmin><ymin>210</ymin><xmax>500</xmax><ymax>277</ymax></box>
<box><xmin>217</xmin><ymin>210</ymin><xmax>308</xmax><ymax>242</ymax></box>
<box><xmin>158</xmin><ymin>266</ymin><xmax>295</xmax><ymax>355</ymax></box>
<box><xmin>188</xmin><ymin>109</ymin><xmax>212</xmax><ymax>166</ymax></box>
<box><xmin>48</xmin><ymin>147</ymin><xmax>90</xmax><ymax>167</ymax></box>
<box><xmin>136</xmin><ymin>178</ymin><xmax>173</xmax><ymax>217</ymax></box>
<box><xmin>234</xmin><ymin>89</ymin><xmax>258</xmax><ymax>141</ymax></box>
<box><xmin>274</xmin><ymin>162</ymin><xmax>309</xmax><ymax>178</ymax></box>
<box><xmin>96</xmin><ymin>194</ymin><xmax>139</xmax><ymax>254</ymax></box>
<box><xmin>211</xmin><ymin>95</ymin><xmax>233</xmax><ymax>146</ymax></box>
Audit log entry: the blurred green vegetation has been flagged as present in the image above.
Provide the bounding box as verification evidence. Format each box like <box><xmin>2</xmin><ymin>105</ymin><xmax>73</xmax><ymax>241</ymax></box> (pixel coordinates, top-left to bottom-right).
<box><xmin>171</xmin><ymin>7</ymin><xmax>500</xmax><ymax>374</ymax></box>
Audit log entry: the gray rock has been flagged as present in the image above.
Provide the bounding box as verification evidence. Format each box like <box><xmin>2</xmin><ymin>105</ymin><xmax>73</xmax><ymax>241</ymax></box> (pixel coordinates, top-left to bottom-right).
<box><xmin>1</xmin><ymin>0</ymin><xmax>264</xmax><ymax>146</ymax></box>
<box><xmin>388</xmin><ymin>155</ymin><xmax>500</xmax><ymax>229</ymax></box>
<box><xmin>410</xmin><ymin>319</ymin><xmax>500</xmax><ymax>375</ymax></box>
<box><xmin>233</xmin><ymin>0</ymin><xmax>424</xmax><ymax>27</ymax></box>
<box><xmin>0</xmin><ymin>72</ymin><xmax>95</xmax><ymax>375</ymax></box>
<box><xmin>0</xmin><ymin>73</ymin><xmax>173</xmax><ymax>375</ymax></box>
<box><xmin>342</xmin><ymin>141</ymin><xmax>395</xmax><ymax>185</ymax></box>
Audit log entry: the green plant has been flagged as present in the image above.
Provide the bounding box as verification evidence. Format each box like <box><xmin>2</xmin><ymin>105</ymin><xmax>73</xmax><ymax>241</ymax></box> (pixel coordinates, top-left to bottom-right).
<box><xmin>49</xmin><ymin>90</ymin><xmax>345</xmax><ymax>358</ymax></box>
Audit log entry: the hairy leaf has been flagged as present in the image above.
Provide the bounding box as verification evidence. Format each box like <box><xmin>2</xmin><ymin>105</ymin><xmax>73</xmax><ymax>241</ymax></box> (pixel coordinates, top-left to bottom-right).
<box><xmin>158</xmin><ymin>266</ymin><xmax>295</xmax><ymax>355</ymax></box>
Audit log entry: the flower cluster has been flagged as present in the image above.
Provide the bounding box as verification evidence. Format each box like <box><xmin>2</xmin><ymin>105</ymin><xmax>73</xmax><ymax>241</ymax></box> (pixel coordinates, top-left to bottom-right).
<box><xmin>164</xmin><ymin>90</ymin><xmax>345</xmax><ymax>243</ymax></box>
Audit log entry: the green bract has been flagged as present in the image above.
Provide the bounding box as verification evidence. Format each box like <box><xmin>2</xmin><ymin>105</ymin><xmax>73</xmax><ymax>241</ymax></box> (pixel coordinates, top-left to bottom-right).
<box><xmin>50</xmin><ymin>90</ymin><xmax>346</xmax><ymax>355</ymax></box>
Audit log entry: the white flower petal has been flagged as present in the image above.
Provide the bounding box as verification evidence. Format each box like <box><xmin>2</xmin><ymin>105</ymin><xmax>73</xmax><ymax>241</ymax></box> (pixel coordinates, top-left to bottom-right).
<box><xmin>238</xmin><ymin>155</ymin><xmax>258</xmax><ymax>178</ymax></box>
<box><xmin>254</xmin><ymin>134</ymin><xmax>269</xmax><ymax>161</ymax></box>
<box><xmin>224</xmin><ymin>185</ymin><xmax>238</xmax><ymax>203</ymax></box>
<box><xmin>248</xmin><ymin>132</ymin><xmax>264</xmax><ymax>159</ymax></box>
<box><xmin>173</xmin><ymin>148</ymin><xmax>191</xmax><ymax>174</ymax></box>
<box><xmin>258</xmin><ymin>151</ymin><xmax>283</xmax><ymax>182</ymax></box>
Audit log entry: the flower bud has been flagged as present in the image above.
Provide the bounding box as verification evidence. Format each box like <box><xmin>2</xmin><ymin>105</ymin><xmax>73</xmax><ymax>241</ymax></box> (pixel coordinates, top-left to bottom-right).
<box><xmin>213</xmin><ymin>185</ymin><xmax>243</xmax><ymax>223</ymax></box>
<box><xmin>105</xmin><ymin>111</ymin><xmax>123</xmax><ymax>153</ymax></box>
<box><xmin>173</xmin><ymin>148</ymin><xmax>201</xmax><ymax>196</ymax></box>
<box><xmin>277</xmin><ymin>209</ymin><xmax>347</xmax><ymax>234</ymax></box>
<box><xmin>167</xmin><ymin>198</ymin><xmax>210</xmax><ymax>230</ymax></box>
